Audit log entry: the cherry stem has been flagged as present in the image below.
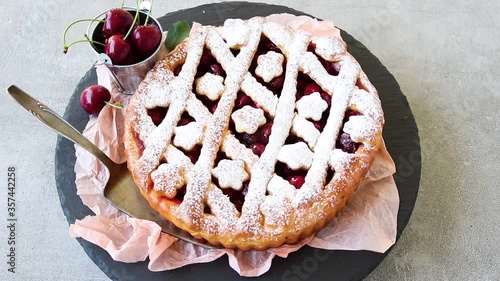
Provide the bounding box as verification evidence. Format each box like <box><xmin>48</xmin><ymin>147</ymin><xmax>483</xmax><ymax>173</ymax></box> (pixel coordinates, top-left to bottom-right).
<box><xmin>124</xmin><ymin>0</ymin><xmax>140</xmax><ymax>40</ymax></box>
<box><xmin>120</xmin><ymin>0</ymin><xmax>125</xmax><ymax>8</ymax></box>
<box><xmin>62</xmin><ymin>18</ymin><xmax>104</xmax><ymax>48</ymax></box>
<box><xmin>64</xmin><ymin>39</ymin><xmax>105</xmax><ymax>54</ymax></box>
<box><xmin>105</xmin><ymin>101</ymin><xmax>123</xmax><ymax>109</ymax></box>
<box><xmin>144</xmin><ymin>0</ymin><xmax>153</xmax><ymax>25</ymax></box>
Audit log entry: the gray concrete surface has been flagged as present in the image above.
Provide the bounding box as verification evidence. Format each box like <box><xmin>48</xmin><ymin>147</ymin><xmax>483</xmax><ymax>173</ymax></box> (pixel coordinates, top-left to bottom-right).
<box><xmin>1</xmin><ymin>0</ymin><xmax>499</xmax><ymax>280</ymax></box>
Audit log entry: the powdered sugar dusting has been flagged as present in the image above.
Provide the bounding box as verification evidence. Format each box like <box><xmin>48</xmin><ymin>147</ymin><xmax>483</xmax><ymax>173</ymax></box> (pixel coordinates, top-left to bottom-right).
<box><xmin>231</xmin><ymin>106</ymin><xmax>266</xmax><ymax>134</ymax></box>
<box><xmin>220</xmin><ymin>18</ymin><xmax>250</xmax><ymax>48</ymax></box>
<box><xmin>151</xmin><ymin>163</ymin><xmax>186</xmax><ymax>198</ymax></box>
<box><xmin>329</xmin><ymin>149</ymin><xmax>357</xmax><ymax>172</ymax></box>
<box><xmin>267</xmin><ymin>174</ymin><xmax>296</xmax><ymax>199</ymax></box>
<box><xmin>126</xmin><ymin>16</ymin><xmax>384</xmax><ymax>245</ymax></box>
<box><xmin>278</xmin><ymin>142</ymin><xmax>314</xmax><ymax>170</ymax></box>
<box><xmin>255</xmin><ymin>51</ymin><xmax>284</xmax><ymax>83</ymax></box>
<box><xmin>296</xmin><ymin>92</ymin><xmax>328</xmax><ymax>121</ymax></box>
<box><xmin>212</xmin><ymin>159</ymin><xmax>249</xmax><ymax>190</ymax></box>
<box><xmin>349</xmin><ymin>88</ymin><xmax>383</xmax><ymax>124</ymax></box>
<box><xmin>312</xmin><ymin>36</ymin><xmax>346</xmax><ymax>61</ymax></box>
<box><xmin>291</xmin><ymin>114</ymin><xmax>320</xmax><ymax>148</ymax></box>
<box><xmin>195</xmin><ymin>73</ymin><xmax>225</xmax><ymax>101</ymax></box>
<box><xmin>240</xmin><ymin>74</ymin><xmax>278</xmax><ymax>116</ymax></box>
<box><xmin>221</xmin><ymin>134</ymin><xmax>258</xmax><ymax>167</ymax></box>
<box><xmin>343</xmin><ymin>115</ymin><xmax>379</xmax><ymax>145</ymax></box>
<box><xmin>173</xmin><ymin>122</ymin><xmax>205</xmax><ymax>150</ymax></box>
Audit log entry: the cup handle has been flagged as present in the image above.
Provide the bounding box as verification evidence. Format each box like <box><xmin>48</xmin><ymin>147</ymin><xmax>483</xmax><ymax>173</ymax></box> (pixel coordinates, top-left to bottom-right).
<box><xmin>95</xmin><ymin>53</ymin><xmax>127</xmax><ymax>94</ymax></box>
<box><xmin>139</xmin><ymin>1</ymin><xmax>152</xmax><ymax>13</ymax></box>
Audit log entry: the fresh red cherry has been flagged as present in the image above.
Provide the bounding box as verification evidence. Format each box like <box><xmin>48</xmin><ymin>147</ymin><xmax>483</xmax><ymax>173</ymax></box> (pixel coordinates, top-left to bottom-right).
<box><xmin>288</xmin><ymin>175</ymin><xmax>305</xmax><ymax>189</ymax></box>
<box><xmin>131</xmin><ymin>24</ymin><xmax>162</xmax><ymax>57</ymax></box>
<box><xmin>304</xmin><ymin>83</ymin><xmax>322</xmax><ymax>96</ymax></box>
<box><xmin>250</xmin><ymin>143</ymin><xmax>265</xmax><ymax>156</ymax></box>
<box><xmin>105</xmin><ymin>34</ymin><xmax>133</xmax><ymax>65</ymax></box>
<box><xmin>80</xmin><ymin>85</ymin><xmax>111</xmax><ymax>115</ymax></box>
<box><xmin>258</xmin><ymin>123</ymin><xmax>272</xmax><ymax>144</ymax></box>
<box><xmin>123</xmin><ymin>50</ymin><xmax>140</xmax><ymax>65</ymax></box>
<box><xmin>102</xmin><ymin>9</ymin><xmax>135</xmax><ymax>37</ymax></box>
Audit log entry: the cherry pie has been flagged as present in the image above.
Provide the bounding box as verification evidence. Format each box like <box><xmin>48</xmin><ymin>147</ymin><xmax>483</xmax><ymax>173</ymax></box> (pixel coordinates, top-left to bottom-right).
<box><xmin>124</xmin><ymin>17</ymin><xmax>384</xmax><ymax>250</ymax></box>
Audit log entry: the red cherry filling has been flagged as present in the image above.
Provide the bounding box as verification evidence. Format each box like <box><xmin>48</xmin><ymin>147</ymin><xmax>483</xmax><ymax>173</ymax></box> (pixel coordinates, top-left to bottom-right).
<box><xmin>308</xmin><ymin>43</ymin><xmax>341</xmax><ymax>76</ymax></box>
<box><xmin>209</xmin><ymin>63</ymin><xmax>225</xmax><ymax>77</ymax></box>
<box><xmin>262</xmin><ymin>36</ymin><xmax>281</xmax><ymax>53</ymax></box>
<box><xmin>147</xmin><ymin>107</ymin><xmax>168</xmax><ymax>126</ymax></box>
<box><xmin>191</xmin><ymin>48</ymin><xmax>225</xmax><ymax>114</ymax></box>
<box><xmin>183</xmin><ymin>144</ymin><xmax>202</xmax><ymax>164</ymax></box>
<box><xmin>167</xmin><ymin>37</ymin><xmax>357</xmax><ymax>210</ymax></box>
<box><xmin>235</xmin><ymin>91</ymin><xmax>252</xmax><ymax>109</ymax></box>
<box><xmin>307</xmin><ymin>43</ymin><xmax>316</xmax><ymax>53</ymax></box>
<box><xmin>334</xmin><ymin>110</ymin><xmax>363</xmax><ymax>153</ymax></box>
<box><xmin>304</xmin><ymin>83</ymin><xmax>322</xmax><ymax>96</ymax></box>
<box><xmin>248</xmin><ymin>35</ymin><xmax>286</xmax><ymax>97</ymax></box>
<box><xmin>320</xmin><ymin>58</ymin><xmax>340</xmax><ymax>76</ymax></box>
<box><xmin>171</xmin><ymin>185</ymin><xmax>186</xmax><ymax>205</ymax></box>
<box><xmin>258</xmin><ymin>123</ymin><xmax>272</xmax><ymax>144</ymax></box>
<box><xmin>221</xmin><ymin>181</ymin><xmax>249</xmax><ymax>213</ymax></box>
<box><xmin>269</xmin><ymin>75</ymin><xmax>285</xmax><ymax>94</ymax></box>
<box><xmin>178</xmin><ymin>112</ymin><xmax>195</xmax><ymax>126</ymax></box>
<box><xmin>174</xmin><ymin>65</ymin><xmax>183</xmax><ymax>76</ymax></box>
<box><xmin>285</xmin><ymin>134</ymin><xmax>305</xmax><ymax>145</ymax></box>
<box><xmin>336</xmin><ymin>133</ymin><xmax>359</xmax><ymax>153</ymax></box>
<box><xmin>275</xmin><ymin>162</ymin><xmax>307</xmax><ymax>189</ymax></box>
<box><xmin>344</xmin><ymin>109</ymin><xmax>361</xmax><ymax>121</ymax></box>
<box><xmin>133</xmin><ymin>131</ymin><xmax>145</xmax><ymax>154</ymax></box>
<box><xmin>250</xmin><ymin>143</ymin><xmax>265</xmax><ymax>156</ymax></box>
<box><xmin>288</xmin><ymin>175</ymin><xmax>305</xmax><ymax>189</ymax></box>
<box><xmin>200</xmin><ymin>47</ymin><xmax>215</xmax><ymax>65</ymax></box>
<box><xmin>320</xmin><ymin>92</ymin><xmax>331</xmax><ymax>108</ymax></box>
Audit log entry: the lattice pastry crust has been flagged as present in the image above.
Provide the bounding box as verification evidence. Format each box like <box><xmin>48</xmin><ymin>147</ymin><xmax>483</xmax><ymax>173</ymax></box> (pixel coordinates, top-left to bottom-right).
<box><xmin>124</xmin><ymin>17</ymin><xmax>384</xmax><ymax>250</ymax></box>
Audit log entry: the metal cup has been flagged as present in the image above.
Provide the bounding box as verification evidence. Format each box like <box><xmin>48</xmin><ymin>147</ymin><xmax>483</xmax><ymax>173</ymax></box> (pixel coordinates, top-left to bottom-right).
<box><xmin>87</xmin><ymin>4</ymin><xmax>166</xmax><ymax>94</ymax></box>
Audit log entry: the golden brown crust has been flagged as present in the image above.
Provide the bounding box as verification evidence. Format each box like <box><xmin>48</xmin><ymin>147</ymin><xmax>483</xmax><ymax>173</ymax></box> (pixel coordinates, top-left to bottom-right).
<box><xmin>124</xmin><ymin>18</ymin><xmax>384</xmax><ymax>250</ymax></box>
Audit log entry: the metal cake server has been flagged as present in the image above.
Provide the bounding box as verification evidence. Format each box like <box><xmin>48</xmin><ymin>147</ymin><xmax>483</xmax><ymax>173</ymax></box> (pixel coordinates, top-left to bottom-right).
<box><xmin>7</xmin><ymin>85</ymin><xmax>220</xmax><ymax>249</ymax></box>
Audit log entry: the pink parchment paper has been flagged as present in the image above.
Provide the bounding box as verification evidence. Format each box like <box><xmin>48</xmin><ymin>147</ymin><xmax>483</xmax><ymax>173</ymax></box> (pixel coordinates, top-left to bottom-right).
<box><xmin>69</xmin><ymin>14</ymin><xmax>399</xmax><ymax>277</ymax></box>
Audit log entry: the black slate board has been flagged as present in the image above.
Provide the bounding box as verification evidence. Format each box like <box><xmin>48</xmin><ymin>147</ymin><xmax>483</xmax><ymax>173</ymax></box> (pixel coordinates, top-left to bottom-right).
<box><xmin>55</xmin><ymin>2</ymin><xmax>421</xmax><ymax>280</ymax></box>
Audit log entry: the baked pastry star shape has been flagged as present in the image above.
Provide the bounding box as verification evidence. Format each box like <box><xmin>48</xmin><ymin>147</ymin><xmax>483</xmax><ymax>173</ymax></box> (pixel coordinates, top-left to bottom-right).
<box><xmin>213</xmin><ymin>159</ymin><xmax>249</xmax><ymax>191</ymax></box>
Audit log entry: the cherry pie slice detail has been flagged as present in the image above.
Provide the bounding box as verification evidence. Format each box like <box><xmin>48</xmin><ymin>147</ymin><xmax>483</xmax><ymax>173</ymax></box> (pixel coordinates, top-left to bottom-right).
<box><xmin>124</xmin><ymin>17</ymin><xmax>384</xmax><ymax>250</ymax></box>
